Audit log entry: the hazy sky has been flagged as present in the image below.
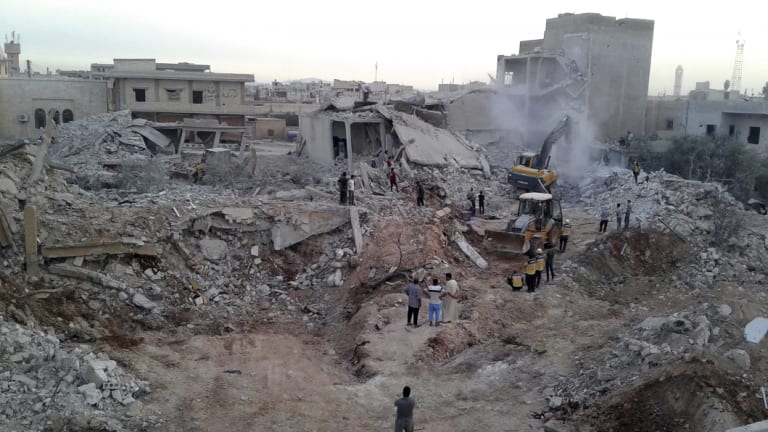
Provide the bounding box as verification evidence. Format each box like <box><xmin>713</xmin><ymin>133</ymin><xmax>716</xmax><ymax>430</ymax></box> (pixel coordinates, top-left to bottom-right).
<box><xmin>2</xmin><ymin>0</ymin><xmax>767</xmax><ymax>95</ymax></box>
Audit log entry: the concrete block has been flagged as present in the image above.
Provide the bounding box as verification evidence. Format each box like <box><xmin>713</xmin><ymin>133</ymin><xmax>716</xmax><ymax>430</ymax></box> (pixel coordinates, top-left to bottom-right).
<box><xmin>23</xmin><ymin>206</ymin><xmax>39</xmax><ymax>278</ymax></box>
<box><xmin>80</xmin><ymin>358</ymin><xmax>110</xmax><ymax>387</ymax></box>
<box><xmin>726</xmin><ymin>420</ymin><xmax>768</xmax><ymax>432</ymax></box>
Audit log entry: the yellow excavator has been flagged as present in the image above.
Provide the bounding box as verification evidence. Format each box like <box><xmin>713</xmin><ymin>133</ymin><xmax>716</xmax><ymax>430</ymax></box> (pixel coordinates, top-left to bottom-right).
<box><xmin>507</xmin><ymin>115</ymin><xmax>570</xmax><ymax>198</ymax></box>
<box><xmin>484</xmin><ymin>192</ymin><xmax>563</xmax><ymax>255</ymax></box>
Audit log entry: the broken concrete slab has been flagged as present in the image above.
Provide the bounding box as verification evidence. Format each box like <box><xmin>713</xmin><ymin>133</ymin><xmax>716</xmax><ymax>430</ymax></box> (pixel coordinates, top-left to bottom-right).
<box><xmin>0</xmin><ymin>177</ymin><xmax>19</xmax><ymax>196</ymax></box>
<box><xmin>48</xmin><ymin>264</ymin><xmax>125</xmax><ymax>289</ymax></box>
<box><xmin>350</xmin><ymin>208</ymin><xmax>363</xmax><ymax>255</ymax></box>
<box><xmin>265</xmin><ymin>203</ymin><xmax>349</xmax><ymax>251</ymax></box>
<box><xmin>24</xmin><ymin>206</ymin><xmax>39</xmax><ymax>278</ymax></box>
<box><xmin>726</xmin><ymin>421</ymin><xmax>768</xmax><ymax>432</ymax></box>
<box><xmin>453</xmin><ymin>231</ymin><xmax>488</xmax><ymax>269</ymax></box>
<box><xmin>274</xmin><ymin>189</ymin><xmax>312</xmax><ymax>201</ymax></box>
<box><xmin>745</xmin><ymin>317</ymin><xmax>768</xmax><ymax>343</ymax></box>
<box><xmin>132</xmin><ymin>293</ymin><xmax>158</xmax><ymax>311</ymax></box>
<box><xmin>42</xmin><ymin>240</ymin><xmax>160</xmax><ymax>258</ymax></box>
<box><xmin>199</xmin><ymin>238</ymin><xmax>228</xmax><ymax>261</ymax></box>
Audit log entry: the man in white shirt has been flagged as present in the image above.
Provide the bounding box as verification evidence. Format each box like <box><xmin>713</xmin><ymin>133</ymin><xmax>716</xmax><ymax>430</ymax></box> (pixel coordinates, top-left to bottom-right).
<box><xmin>348</xmin><ymin>175</ymin><xmax>356</xmax><ymax>205</ymax></box>
<box><xmin>425</xmin><ymin>278</ymin><xmax>443</xmax><ymax>327</ymax></box>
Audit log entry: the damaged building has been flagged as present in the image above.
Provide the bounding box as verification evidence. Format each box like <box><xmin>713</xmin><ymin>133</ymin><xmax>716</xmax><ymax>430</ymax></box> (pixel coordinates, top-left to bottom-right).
<box><xmin>496</xmin><ymin>12</ymin><xmax>654</xmax><ymax>141</ymax></box>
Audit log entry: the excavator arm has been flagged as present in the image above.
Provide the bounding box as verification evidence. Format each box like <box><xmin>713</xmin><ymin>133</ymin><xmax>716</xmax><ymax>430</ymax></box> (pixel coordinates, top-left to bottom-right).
<box><xmin>535</xmin><ymin>115</ymin><xmax>570</xmax><ymax>169</ymax></box>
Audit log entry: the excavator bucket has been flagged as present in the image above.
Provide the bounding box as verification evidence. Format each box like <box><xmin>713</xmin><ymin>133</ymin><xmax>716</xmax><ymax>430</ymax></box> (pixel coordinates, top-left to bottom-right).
<box><xmin>483</xmin><ymin>230</ymin><xmax>530</xmax><ymax>254</ymax></box>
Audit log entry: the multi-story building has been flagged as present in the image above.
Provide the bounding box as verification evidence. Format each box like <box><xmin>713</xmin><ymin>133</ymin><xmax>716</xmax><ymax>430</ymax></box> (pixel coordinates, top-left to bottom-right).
<box><xmin>496</xmin><ymin>13</ymin><xmax>655</xmax><ymax>141</ymax></box>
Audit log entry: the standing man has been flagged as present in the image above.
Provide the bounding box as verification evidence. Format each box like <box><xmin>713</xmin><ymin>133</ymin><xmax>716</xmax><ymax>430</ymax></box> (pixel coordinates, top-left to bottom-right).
<box><xmin>632</xmin><ymin>161</ymin><xmax>641</xmax><ymax>185</ymax></box>
<box><xmin>466</xmin><ymin>188</ymin><xmax>476</xmax><ymax>216</ymax></box>
<box><xmin>394</xmin><ymin>386</ymin><xmax>416</xmax><ymax>432</ymax></box>
<box><xmin>545</xmin><ymin>243</ymin><xmax>556</xmax><ymax>283</ymax></box>
<box><xmin>347</xmin><ymin>175</ymin><xmax>356</xmax><ymax>205</ymax></box>
<box><xmin>338</xmin><ymin>172</ymin><xmax>349</xmax><ymax>205</ymax></box>
<box><xmin>425</xmin><ymin>278</ymin><xmax>443</xmax><ymax>327</ymax></box>
<box><xmin>624</xmin><ymin>200</ymin><xmax>632</xmax><ymax>229</ymax></box>
<box><xmin>416</xmin><ymin>181</ymin><xmax>425</xmax><ymax>207</ymax></box>
<box><xmin>559</xmin><ymin>219</ymin><xmax>572</xmax><ymax>252</ymax></box>
<box><xmin>478</xmin><ymin>191</ymin><xmax>486</xmax><ymax>214</ymax></box>
<box><xmin>389</xmin><ymin>168</ymin><xmax>399</xmax><ymax>192</ymax></box>
<box><xmin>615</xmin><ymin>203</ymin><xmax>622</xmax><ymax>230</ymax></box>
<box><xmin>599</xmin><ymin>207</ymin><xmax>610</xmax><ymax>233</ymax></box>
<box><xmin>524</xmin><ymin>256</ymin><xmax>537</xmax><ymax>293</ymax></box>
<box><xmin>507</xmin><ymin>269</ymin><xmax>524</xmax><ymax>291</ymax></box>
<box><xmin>404</xmin><ymin>278</ymin><xmax>421</xmax><ymax>327</ymax></box>
<box><xmin>534</xmin><ymin>248</ymin><xmax>545</xmax><ymax>288</ymax></box>
<box><xmin>442</xmin><ymin>273</ymin><xmax>459</xmax><ymax>323</ymax></box>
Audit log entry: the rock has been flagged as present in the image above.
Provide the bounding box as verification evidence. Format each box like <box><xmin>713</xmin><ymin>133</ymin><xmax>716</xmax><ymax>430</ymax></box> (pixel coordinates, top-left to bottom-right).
<box><xmin>745</xmin><ymin>317</ymin><xmax>768</xmax><ymax>343</ymax></box>
<box><xmin>725</xmin><ymin>349</ymin><xmax>751</xmax><ymax>370</ymax></box>
<box><xmin>0</xmin><ymin>178</ymin><xmax>19</xmax><ymax>196</ymax></box>
<box><xmin>335</xmin><ymin>249</ymin><xmax>344</xmax><ymax>260</ymax></box>
<box><xmin>544</xmin><ymin>420</ymin><xmax>575</xmax><ymax>432</ymax></box>
<box><xmin>79</xmin><ymin>357</ymin><xmax>116</xmax><ymax>387</ymax></box>
<box><xmin>718</xmin><ymin>304</ymin><xmax>733</xmax><ymax>317</ymax></box>
<box><xmin>348</xmin><ymin>256</ymin><xmax>361</xmax><ymax>268</ymax></box>
<box><xmin>132</xmin><ymin>293</ymin><xmax>157</xmax><ymax>311</ymax></box>
<box><xmin>250</xmin><ymin>246</ymin><xmax>260</xmax><ymax>257</ymax></box>
<box><xmin>12</xmin><ymin>374</ymin><xmax>36</xmax><ymax>388</ymax></box>
<box><xmin>255</xmin><ymin>284</ymin><xmax>270</xmax><ymax>296</ymax></box>
<box><xmin>692</xmin><ymin>325</ymin><xmax>710</xmax><ymax>346</ymax></box>
<box><xmin>333</xmin><ymin>269</ymin><xmax>343</xmax><ymax>287</ymax></box>
<box><xmin>199</xmin><ymin>238</ymin><xmax>228</xmax><ymax>261</ymax></box>
<box><xmin>548</xmin><ymin>396</ymin><xmax>563</xmax><ymax>409</ymax></box>
<box><xmin>78</xmin><ymin>383</ymin><xmax>102</xmax><ymax>405</ymax></box>
<box><xmin>638</xmin><ymin>317</ymin><xmax>667</xmax><ymax>331</ymax></box>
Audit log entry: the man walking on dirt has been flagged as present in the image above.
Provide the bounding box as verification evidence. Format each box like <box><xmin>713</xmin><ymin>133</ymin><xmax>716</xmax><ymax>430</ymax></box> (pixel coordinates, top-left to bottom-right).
<box><xmin>632</xmin><ymin>161</ymin><xmax>641</xmax><ymax>185</ymax></box>
<box><xmin>535</xmin><ymin>248</ymin><xmax>545</xmax><ymax>288</ymax></box>
<box><xmin>416</xmin><ymin>181</ymin><xmax>425</xmax><ymax>207</ymax></box>
<box><xmin>624</xmin><ymin>200</ymin><xmax>632</xmax><ymax>229</ymax></box>
<box><xmin>442</xmin><ymin>273</ymin><xmax>459</xmax><ymax>323</ymax></box>
<box><xmin>599</xmin><ymin>207</ymin><xmax>610</xmax><ymax>233</ymax></box>
<box><xmin>478</xmin><ymin>190</ymin><xmax>486</xmax><ymax>214</ymax></box>
<box><xmin>338</xmin><ymin>172</ymin><xmax>348</xmax><ymax>205</ymax></box>
<box><xmin>545</xmin><ymin>243</ymin><xmax>556</xmax><ymax>283</ymax></box>
<box><xmin>525</xmin><ymin>256</ymin><xmax>537</xmax><ymax>292</ymax></box>
<box><xmin>389</xmin><ymin>168</ymin><xmax>399</xmax><ymax>192</ymax></box>
<box><xmin>559</xmin><ymin>219</ymin><xmax>572</xmax><ymax>252</ymax></box>
<box><xmin>394</xmin><ymin>386</ymin><xmax>416</xmax><ymax>432</ymax></box>
<box><xmin>404</xmin><ymin>279</ymin><xmax>421</xmax><ymax>327</ymax></box>
<box><xmin>615</xmin><ymin>203</ymin><xmax>622</xmax><ymax>230</ymax></box>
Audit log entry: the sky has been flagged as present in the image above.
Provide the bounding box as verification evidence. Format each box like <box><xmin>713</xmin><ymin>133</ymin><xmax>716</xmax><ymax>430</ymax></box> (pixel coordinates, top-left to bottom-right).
<box><xmin>2</xmin><ymin>0</ymin><xmax>767</xmax><ymax>95</ymax></box>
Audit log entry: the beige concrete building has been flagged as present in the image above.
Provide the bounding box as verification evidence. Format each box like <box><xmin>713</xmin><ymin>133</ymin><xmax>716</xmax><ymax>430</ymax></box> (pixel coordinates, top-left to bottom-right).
<box><xmin>0</xmin><ymin>77</ymin><xmax>108</xmax><ymax>139</ymax></box>
<box><xmin>103</xmin><ymin>59</ymin><xmax>255</xmax><ymax>126</ymax></box>
<box><xmin>247</xmin><ymin>117</ymin><xmax>287</xmax><ymax>140</ymax></box>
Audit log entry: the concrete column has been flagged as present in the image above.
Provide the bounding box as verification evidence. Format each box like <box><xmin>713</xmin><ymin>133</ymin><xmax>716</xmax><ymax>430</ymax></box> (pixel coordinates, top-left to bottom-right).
<box><xmin>345</xmin><ymin>121</ymin><xmax>353</xmax><ymax>174</ymax></box>
<box><xmin>378</xmin><ymin>122</ymin><xmax>386</xmax><ymax>152</ymax></box>
<box><xmin>23</xmin><ymin>206</ymin><xmax>39</xmax><ymax>278</ymax></box>
<box><xmin>496</xmin><ymin>55</ymin><xmax>506</xmax><ymax>88</ymax></box>
<box><xmin>213</xmin><ymin>131</ymin><xmax>222</xmax><ymax>147</ymax></box>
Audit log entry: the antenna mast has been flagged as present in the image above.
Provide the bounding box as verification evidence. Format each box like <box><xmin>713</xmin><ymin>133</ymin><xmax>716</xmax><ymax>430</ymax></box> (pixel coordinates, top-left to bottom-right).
<box><xmin>731</xmin><ymin>36</ymin><xmax>745</xmax><ymax>92</ymax></box>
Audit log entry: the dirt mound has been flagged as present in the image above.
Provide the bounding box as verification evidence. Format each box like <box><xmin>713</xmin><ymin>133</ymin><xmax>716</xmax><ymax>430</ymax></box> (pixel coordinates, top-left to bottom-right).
<box><xmin>581</xmin><ymin>364</ymin><xmax>762</xmax><ymax>432</ymax></box>
<box><xmin>581</xmin><ymin>230</ymin><xmax>689</xmax><ymax>277</ymax></box>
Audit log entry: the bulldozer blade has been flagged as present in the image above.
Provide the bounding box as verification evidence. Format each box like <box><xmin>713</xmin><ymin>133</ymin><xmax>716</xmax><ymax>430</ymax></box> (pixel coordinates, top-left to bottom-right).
<box><xmin>483</xmin><ymin>230</ymin><xmax>530</xmax><ymax>254</ymax></box>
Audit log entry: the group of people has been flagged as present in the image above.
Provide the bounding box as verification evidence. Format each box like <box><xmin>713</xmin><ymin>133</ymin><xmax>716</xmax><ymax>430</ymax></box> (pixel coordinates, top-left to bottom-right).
<box><xmin>507</xmin><ymin>243</ymin><xmax>555</xmax><ymax>293</ymax></box>
<box><xmin>403</xmin><ymin>273</ymin><xmax>460</xmax><ymax>327</ymax></box>
<box><xmin>465</xmin><ymin>189</ymin><xmax>486</xmax><ymax>216</ymax></box>
<box><xmin>597</xmin><ymin>199</ymin><xmax>633</xmax><ymax>232</ymax></box>
<box><xmin>337</xmin><ymin>172</ymin><xmax>357</xmax><ymax>205</ymax></box>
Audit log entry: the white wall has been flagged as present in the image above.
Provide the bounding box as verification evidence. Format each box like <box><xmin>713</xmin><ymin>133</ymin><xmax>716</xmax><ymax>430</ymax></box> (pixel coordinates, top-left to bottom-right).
<box><xmin>299</xmin><ymin>114</ymin><xmax>334</xmax><ymax>165</ymax></box>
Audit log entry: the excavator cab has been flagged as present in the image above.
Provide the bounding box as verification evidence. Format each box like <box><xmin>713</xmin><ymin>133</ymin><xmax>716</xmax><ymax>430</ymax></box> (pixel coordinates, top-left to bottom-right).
<box><xmin>508</xmin><ymin>116</ymin><xmax>569</xmax><ymax>196</ymax></box>
<box><xmin>516</xmin><ymin>152</ymin><xmax>551</xmax><ymax>170</ymax></box>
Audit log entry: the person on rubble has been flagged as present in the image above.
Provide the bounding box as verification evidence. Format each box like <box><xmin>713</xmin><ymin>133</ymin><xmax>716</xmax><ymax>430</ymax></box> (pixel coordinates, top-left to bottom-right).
<box><xmin>599</xmin><ymin>207</ymin><xmax>610</xmax><ymax>233</ymax></box>
<box><xmin>632</xmin><ymin>161</ymin><xmax>641</xmax><ymax>185</ymax></box>
<box><xmin>425</xmin><ymin>278</ymin><xmax>443</xmax><ymax>326</ymax></box>
<box><xmin>624</xmin><ymin>200</ymin><xmax>632</xmax><ymax>229</ymax></box>
<box><xmin>347</xmin><ymin>175</ymin><xmax>356</xmax><ymax>205</ymax></box>
<box><xmin>524</xmin><ymin>256</ymin><xmax>537</xmax><ymax>293</ymax></box>
<box><xmin>466</xmin><ymin>188</ymin><xmax>476</xmax><ymax>216</ymax></box>
<box><xmin>416</xmin><ymin>181</ymin><xmax>425</xmax><ymax>207</ymax></box>
<box><xmin>192</xmin><ymin>152</ymin><xmax>206</xmax><ymax>184</ymax></box>
<box><xmin>394</xmin><ymin>386</ymin><xmax>416</xmax><ymax>432</ymax></box>
<box><xmin>478</xmin><ymin>191</ymin><xmax>486</xmax><ymax>214</ymax></box>
<box><xmin>615</xmin><ymin>203</ymin><xmax>622</xmax><ymax>230</ymax></box>
<box><xmin>404</xmin><ymin>278</ymin><xmax>421</xmax><ymax>327</ymax></box>
<box><xmin>338</xmin><ymin>172</ymin><xmax>349</xmax><ymax>205</ymax></box>
<box><xmin>442</xmin><ymin>273</ymin><xmax>459</xmax><ymax>323</ymax></box>
<box><xmin>545</xmin><ymin>243</ymin><xmax>556</xmax><ymax>283</ymax></box>
<box><xmin>386</xmin><ymin>154</ymin><xmax>393</xmax><ymax>169</ymax></box>
<box><xmin>507</xmin><ymin>269</ymin><xmax>524</xmax><ymax>291</ymax></box>
<box><xmin>389</xmin><ymin>168</ymin><xmax>399</xmax><ymax>192</ymax></box>
<box><xmin>534</xmin><ymin>248</ymin><xmax>545</xmax><ymax>288</ymax></box>
<box><xmin>559</xmin><ymin>219</ymin><xmax>572</xmax><ymax>252</ymax></box>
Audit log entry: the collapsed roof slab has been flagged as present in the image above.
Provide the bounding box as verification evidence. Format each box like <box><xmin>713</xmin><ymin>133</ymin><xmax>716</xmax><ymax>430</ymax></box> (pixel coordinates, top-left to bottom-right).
<box><xmin>376</xmin><ymin>106</ymin><xmax>482</xmax><ymax>169</ymax></box>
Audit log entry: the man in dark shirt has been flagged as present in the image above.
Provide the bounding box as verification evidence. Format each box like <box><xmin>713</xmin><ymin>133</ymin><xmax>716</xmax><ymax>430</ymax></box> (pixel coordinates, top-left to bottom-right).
<box><xmin>338</xmin><ymin>172</ymin><xmax>348</xmax><ymax>205</ymax></box>
<box><xmin>416</xmin><ymin>181</ymin><xmax>425</xmax><ymax>207</ymax></box>
<box><xmin>394</xmin><ymin>386</ymin><xmax>416</xmax><ymax>432</ymax></box>
<box><xmin>404</xmin><ymin>279</ymin><xmax>421</xmax><ymax>327</ymax></box>
<box><xmin>478</xmin><ymin>190</ymin><xmax>486</xmax><ymax>214</ymax></box>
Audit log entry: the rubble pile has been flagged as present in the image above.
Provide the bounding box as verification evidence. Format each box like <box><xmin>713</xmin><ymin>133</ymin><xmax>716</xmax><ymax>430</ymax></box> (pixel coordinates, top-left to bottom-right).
<box><xmin>0</xmin><ymin>316</ymin><xmax>156</xmax><ymax>431</ymax></box>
